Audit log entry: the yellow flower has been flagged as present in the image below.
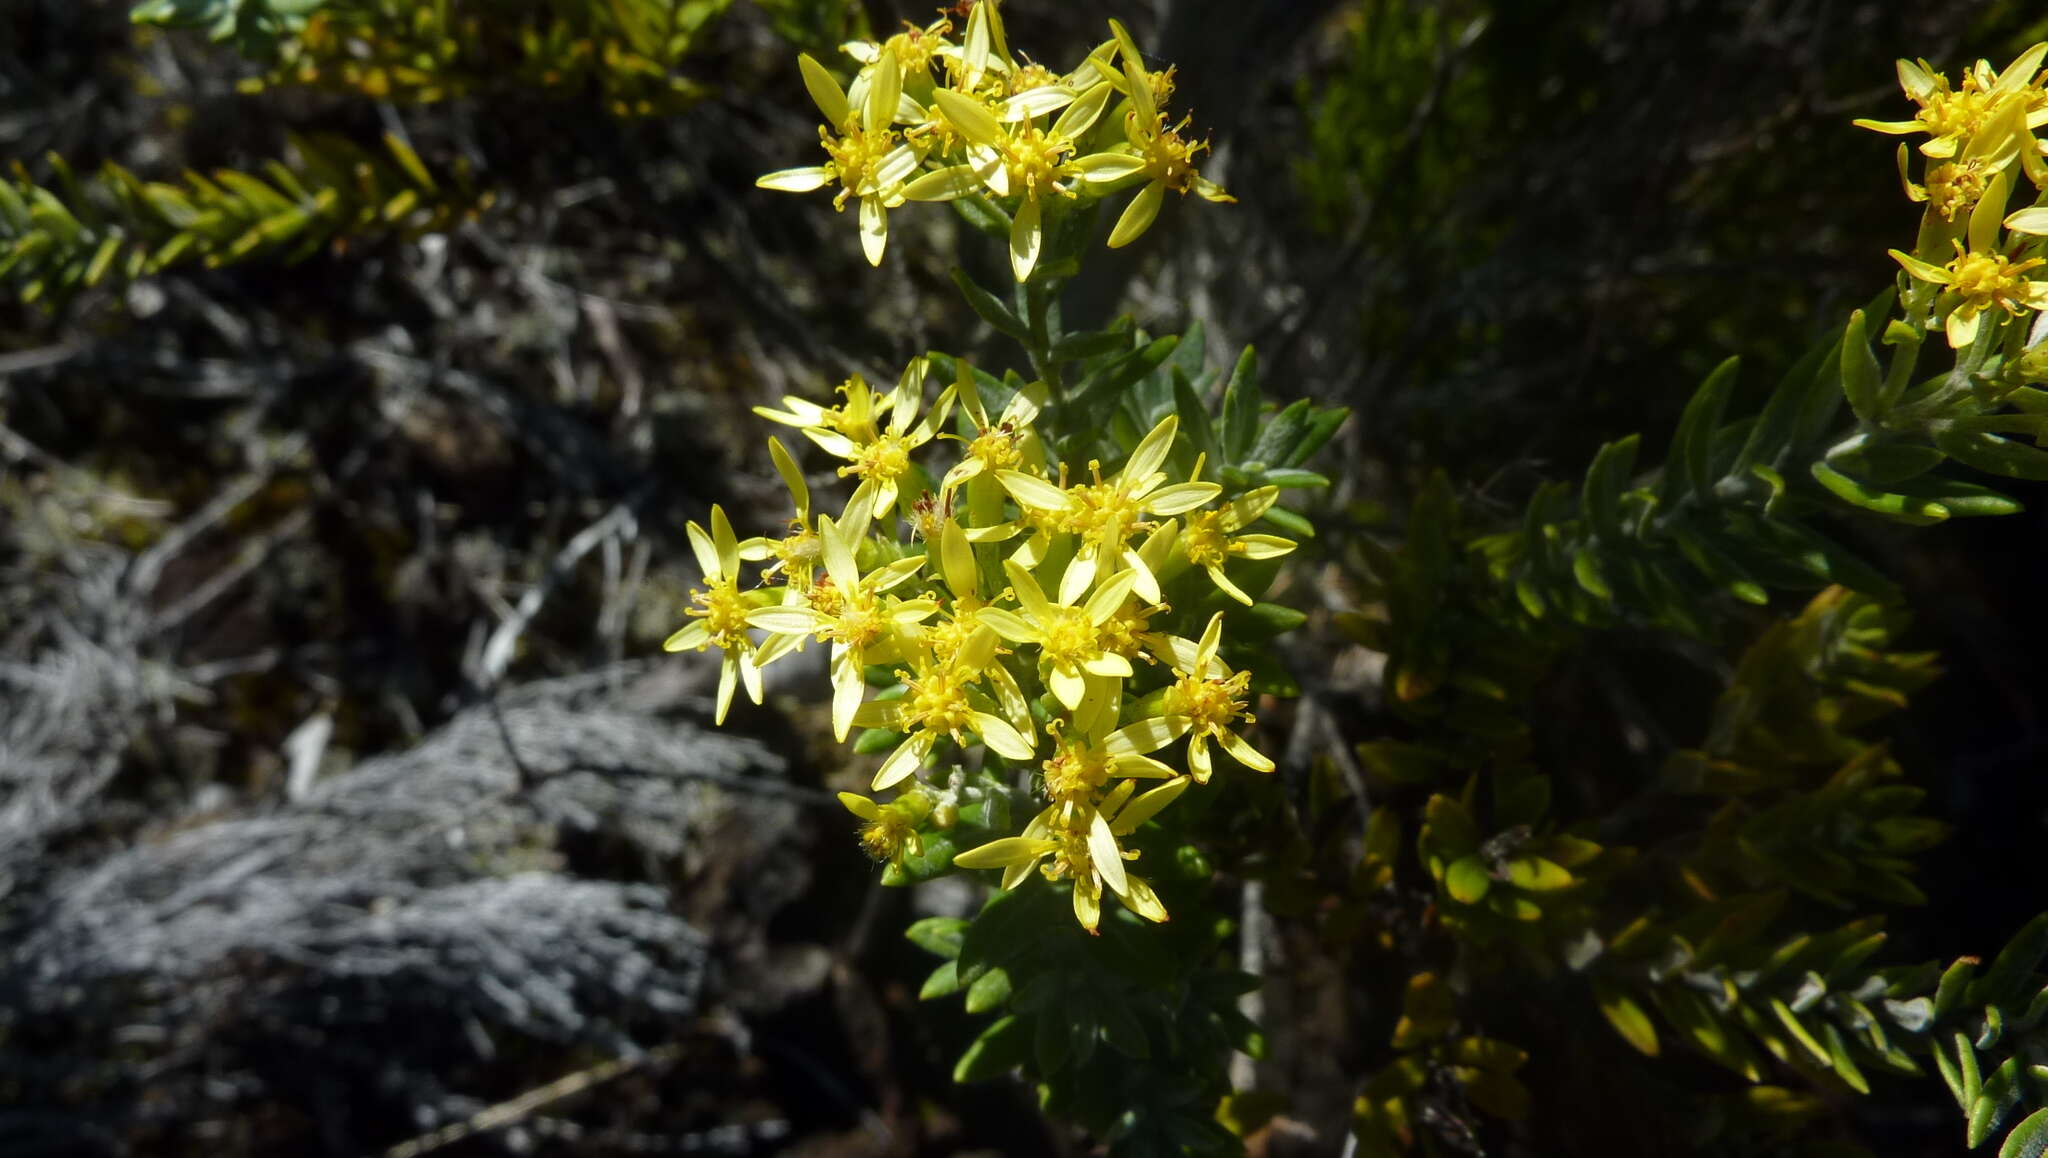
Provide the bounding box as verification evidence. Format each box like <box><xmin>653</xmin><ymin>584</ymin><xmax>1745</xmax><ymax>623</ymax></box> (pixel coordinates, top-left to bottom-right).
<box><xmin>748</xmin><ymin>437</ymin><xmax>825</xmax><ymax>592</ymax></box>
<box><xmin>662</xmin><ymin>505</ymin><xmax>764</xmax><ymax>724</ymax></box>
<box><xmin>996</xmin><ymin>414</ymin><xmax>1219</xmax><ymax>603</ymax></box>
<box><xmin>1854</xmin><ymin>44</ymin><xmax>2047</xmax><ymax>159</ymax></box>
<box><xmin>754</xmin><ymin>372</ymin><xmax>893</xmax><ymax>445</ymax></box>
<box><xmin>1067</xmin><ymin>19</ymin><xmax>1234</xmax><ymax>250</ymax></box>
<box><xmin>838</xmin><ymin>789</ymin><xmax>931</xmax><ymax>866</ymax></box>
<box><xmin>1148</xmin><ymin>612</ymin><xmax>1274</xmax><ymax>783</ymax></box>
<box><xmin>802</xmin><ymin>358</ymin><xmax>957</xmax><ymax>516</ymax></box>
<box><xmin>914</xmin><ymin>80</ymin><xmax>1115</xmax><ymax>281</ymax></box>
<box><xmin>1036</xmin><ymin>711</ymin><xmax>1187</xmax><ymax>806</ymax></box>
<box><xmin>756</xmin><ymin>49</ymin><xmax>922</xmax><ymax>265</ymax></box>
<box><xmin>953</xmin><ymin>774</ymin><xmax>1187</xmax><ymax>932</ymax></box>
<box><xmin>850</xmin><ymin>623</ymin><xmax>1035</xmax><ymax>790</ymax></box>
<box><xmin>979</xmin><ymin>561</ymin><xmax>1141</xmax><ymax>710</ymax></box>
<box><xmin>1173</xmin><ymin>485</ymin><xmax>1297</xmax><ymax>605</ymax></box>
<box><xmin>939</xmin><ymin>371</ymin><xmax>1047</xmax><ymax>492</ymax></box>
<box><xmin>1891</xmin><ymin>169</ymin><xmax>2048</xmax><ymax>347</ymax></box>
<box><xmin>745</xmin><ymin>495</ymin><xmax>935</xmax><ymax>739</ymax></box>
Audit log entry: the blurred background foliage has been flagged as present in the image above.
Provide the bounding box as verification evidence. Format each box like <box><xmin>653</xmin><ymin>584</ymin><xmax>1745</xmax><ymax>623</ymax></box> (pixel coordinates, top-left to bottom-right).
<box><xmin>7</xmin><ymin>0</ymin><xmax>2048</xmax><ymax>1155</ymax></box>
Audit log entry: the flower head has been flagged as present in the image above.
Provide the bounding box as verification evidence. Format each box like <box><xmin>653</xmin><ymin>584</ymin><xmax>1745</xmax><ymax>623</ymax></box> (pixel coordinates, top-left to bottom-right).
<box><xmin>663</xmin><ymin>505</ymin><xmax>767</xmax><ymax>723</ymax></box>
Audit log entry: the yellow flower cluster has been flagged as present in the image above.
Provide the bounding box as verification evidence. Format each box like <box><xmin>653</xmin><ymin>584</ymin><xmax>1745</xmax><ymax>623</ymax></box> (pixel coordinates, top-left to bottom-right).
<box><xmin>663</xmin><ymin>361</ymin><xmax>1295</xmax><ymax>932</ymax></box>
<box><xmin>1859</xmin><ymin>44</ymin><xmax>2048</xmax><ymax>347</ymax></box>
<box><xmin>755</xmin><ymin>4</ymin><xmax>1232</xmax><ymax>280</ymax></box>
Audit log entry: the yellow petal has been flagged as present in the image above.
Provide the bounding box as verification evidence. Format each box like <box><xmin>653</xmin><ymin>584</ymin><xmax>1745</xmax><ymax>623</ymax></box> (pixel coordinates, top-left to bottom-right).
<box><xmin>996</xmin><ymin>469</ymin><xmax>1070</xmax><ymax>511</ymax></box>
<box><xmin>954</xmin><ymin>836</ymin><xmax>1058</xmax><ymax>869</ymax></box>
<box><xmin>873</xmin><ymin>731</ymin><xmax>935</xmax><ymax>790</ymax></box>
<box><xmin>1207</xmin><ymin>564</ymin><xmax>1252</xmax><ymax>606</ymax></box>
<box><xmin>1111</xmin><ymin>776</ymin><xmax>1189</xmax><ymax>835</ymax></box>
<box><xmin>2007</xmin><ymin>207</ymin><xmax>2048</xmax><ymax>235</ymax></box>
<box><xmin>831</xmin><ymin>645</ymin><xmax>865</xmax><ymax>741</ymax></box>
<box><xmin>1107</xmin><ymin>180</ymin><xmax>1164</xmax><ymax>248</ymax></box>
<box><xmin>1051</xmin><ymin>81</ymin><xmax>1112</xmax><ymax>139</ymax></box>
<box><xmin>686</xmin><ymin>521</ymin><xmax>719</xmax><ymax>579</ymax></box>
<box><xmin>902</xmin><ymin>164</ymin><xmax>986</xmax><ymax>202</ymax></box>
<box><xmin>862</xmin><ymin>46</ymin><xmax>901</xmax><ymax>133</ymax></box>
<box><xmin>1048</xmin><ymin>661</ymin><xmax>1088</xmax><ymax>710</ymax></box>
<box><xmin>1107</xmin><ymin>714</ymin><xmax>1190</xmax><ymax>756</ymax></box>
<box><xmin>715</xmin><ymin>653</ymin><xmax>738</xmax><ymax>724</ymax></box>
<box><xmin>1009</xmin><ymin>195</ymin><xmax>1042</xmax><ymax>282</ymax></box>
<box><xmin>971</xmin><ymin>711</ymin><xmax>1036</xmax><ymax>759</ymax></box>
<box><xmin>1947</xmin><ymin>304</ymin><xmax>1982</xmax><ymax>348</ymax></box>
<box><xmin>1117</xmin><ymin>873</ymin><xmax>1169</xmax><ymax>922</ymax></box>
<box><xmin>1083</xmin><ymin>568</ymin><xmax>1139</xmax><ymax>624</ymax></box>
<box><xmin>837</xmin><ymin>791</ymin><xmax>881</xmax><ymax>820</ymax></box>
<box><xmin>1003</xmin><ymin>558</ymin><xmax>1054</xmax><ymax>622</ymax></box>
<box><xmin>858</xmin><ymin>196</ymin><xmax>888</xmax><ymax>266</ymax></box>
<box><xmin>798</xmin><ymin>53</ymin><xmax>850</xmax><ymax>124</ymax></box>
<box><xmin>663</xmin><ymin>621</ymin><xmax>710</xmax><ymax>652</ymax></box>
<box><xmin>1089</xmin><ymin>810</ymin><xmax>1128</xmax><ymax>896</ymax></box>
<box><xmin>1072</xmin><ymin>876</ymin><xmax>1102</xmax><ymax>932</ymax></box>
<box><xmin>1219</xmin><ymin>728</ymin><xmax>1276</xmax><ymax>774</ymax></box>
<box><xmin>757</xmin><ymin>167</ymin><xmax>832</xmax><ymax>192</ymax></box>
<box><xmin>932</xmin><ymin>87</ymin><xmax>1004</xmax><ymax>149</ymax></box>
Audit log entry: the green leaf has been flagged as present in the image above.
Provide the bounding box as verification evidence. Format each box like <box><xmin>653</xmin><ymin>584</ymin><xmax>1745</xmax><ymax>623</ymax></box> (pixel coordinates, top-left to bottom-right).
<box><xmin>853</xmin><ymin>727</ymin><xmax>902</xmax><ymax>755</ymax></box>
<box><xmin>1809</xmin><ymin>460</ymin><xmax>1949</xmax><ymax>524</ymax></box>
<box><xmin>1251</xmin><ymin>399</ymin><xmax>1313</xmax><ymax>467</ymax></box>
<box><xmin>1665</xmin><ymin>356</ymin><xmax>1739</xmax><ymax>503</ymax></box>
<box><xmin>920</xmin><ymin>959</ymin><xmax>963</xmax><ymax>999</ymax></box>
<box><xmin>949</xmin><ymin>267</ymin><xmax>1030</xmax><ymax>339</ymax></box>
<box><xmin>1976</xmin><ymin>914</ymin><xmax>2048</xmax><ymax>1008</ymax></box>
<box><xmin>1935</xmin><ymin>428</ymin><xmax>2048</xmax><ymax>481</ymax></box>
<box><xmin>965</xmin><ymin>965</ymin><xmax>1013</xmax><ymax>1013</ymax></box>
<box><xmin>1736</xmin><ymin>333</ymin><xmax>1834</xmax><ymax>475</ymax></box>
<box><xmin>1971</xmin><ymin>1057</ymin><xmax>2025</xmax><ymax>1147</ymax></box>
<box><xmin>1284</xmin><ymin>406</ymin><xmax>1350</xmax><ymax>468</ymax></box>
<box><xmin>905</xmin><ymin>916</ymin><xmax>970</xmax><ymax>959</ymax></box>
<box><xmin>1222</xmin><ymin>346</ymin><xmax>1260</xmax><ymax>462</ymax></box>
<box><xmin>1840</xmin><ymin>309</ymin><xmax>1883</xmax><ymax>424</ymax></box>
<box><xmin>1050</xmin><ymin>330</ymin><xmax>1129</xmax><ymax>361</ymax></box>
<box><xmin>2002</xmin><ymin>1108</ymin><xmax>2048</xmax><ymax>1158</ymax></box>
<box><xmin>954</xmin><ymin>1015</ymin><xmax>1029</xmax><ymax>1083</ymax></box>
<box><xmin>1822</xmin><ymin>1023</ymin><xmax>1870</xmax><ymax>1095</ymax></box>
<box><xmin>1259</xmin><ymin>467</ymin><xmax>1329</xmax><ymax>489</ymax></box>
<box><xmin>1236</xmin><ymin>602</ymin><xmax>1307</xmax><ymax>638</ymax></box>
<box><xmin>1504</xmin><ymin>857</ymin><xmax>1572</xmax><ymax>892</ymax></box>
<box><xmin>1445</xmin><ymin>855</ymin><xmax>1492</xmax><ymax>903</ymax></box>
<box><xmin>1259</xmin><ymin>504</ymin><xmax>1315</xmax><ymax>539</ymax></box>
<box><xmin>1581</xmin><ymin>435</ymin><xmax>1640</xmax><ymax>541</ymax></box>
<box><xmin>1073</xmin><ymin>336</ymin><xmax>1178</xmax><ymax>410</ymax></box>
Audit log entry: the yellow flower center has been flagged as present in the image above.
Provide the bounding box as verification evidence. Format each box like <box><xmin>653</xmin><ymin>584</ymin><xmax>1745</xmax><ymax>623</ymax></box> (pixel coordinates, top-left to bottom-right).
<box><xmin>821</xmin><ymin>119</ymin><xmax>900</xmax><ymax>208</ymax></box>
<box><xmin>1947</xmin><ymin>247</ymin><xmax>2047</xmax><ymax>314</ymax></box>
<box><xmin>1164</xmin><ymin>669</ymin><xmax>1253</xmax><ymax>737</ymax></box>
<box><xmin>840</xmin><ymin>433</ymin><xmax>913</xmax><ymax>486</ymax></box>
<box><xmin>687</xmin><ymin>578</ymin><xmax>751</xmax><ymax>647</ymax></box>
<box><xmin>1916</xmin><ymin>82</ymin><xmax>1998</xmax><ymax>143</ymax></box>
<box><xmin>1040</xmin><ymin>815</ymin><xmax>1097</xmax><ymax>884</ymax></box>
<box><xmin>1064</xmin><ymin>474</ymin><xmax>1148</xmax><ymax>548</ymax></box>
<box><xmin>1038</xmin><ymin>606</ymin><xmax>1099</xmax><ymax>668</ymax></box>
<box><xmin>884</xmin><ymin>19</ymin><xmax>951</xmax><ymax>75</ymax></box>
<box><xmin>1134</xmin><ymin>113</ymin><xmax>1210</xmax><ymax>193</ymax></box>
<box><xmin>1181</xmin><ymin>509</ymin><xmax>1229</xmax><ymax>568</ymax></box>
<box><xmin>1925</xmin><ymin>159</ymin><xmax>1990</xmax><ymax>220</ymax></box>
<box><xmin>1096</xmin><ymin>602</ymin><xmax>1156</xmax><ymax>658</ymax></box>
<box><xmin>823</xmin><ymin>593</ymin><xmax>887</xmax><ymax>648</ymax></box>
<box><xmin>860</xmin><ymin>810</ymin><xmax>919</xmax><ymax>862</ymax></box>
<box><xmin>901</xmin><ymin>663</ymin><xmax>977</xmax><ymax>735</ymax></box>
<box><xmin>1042</xmin><ymin>738</ymin><xmax>1112</xmax><ymax>802</ymax></box>
<box><xmin>968</xmin><ymin>422</ymin><xmax>1023</xmax><ymax>471</ymax></box>
<box><xmin>772</xmin><ymin>521</ymin><xmax>823</xmax><ymax>582</ymax></box>
<box><xmin>999</xmin><ymin>124</ymin><xmax>1076</xmax><ymax>201</ymax></box>
<box><xmin>1007</xmin><ymin>63</ymin><xmax>1057</xmax><ymax>95</ymax></box>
